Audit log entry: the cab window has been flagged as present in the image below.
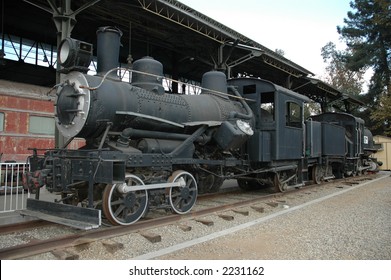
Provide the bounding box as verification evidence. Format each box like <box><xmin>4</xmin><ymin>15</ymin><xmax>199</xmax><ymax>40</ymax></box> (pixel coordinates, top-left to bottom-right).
<box><xmin>286</xmin><ymin>102</ymin><xmax>302</xmax><ymax>128</ymax></box>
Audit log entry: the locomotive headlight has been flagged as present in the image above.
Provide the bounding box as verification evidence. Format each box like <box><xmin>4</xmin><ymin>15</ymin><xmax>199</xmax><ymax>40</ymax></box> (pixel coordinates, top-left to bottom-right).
<box><xmin>58</xmin><ymin>38</ymin><xmax>93</xmax><ymax>73</ymax></box>
<box><xmin>236</xmin><ymin>119</ymin><xmax>254</xmax><ymax>136</ymax></box>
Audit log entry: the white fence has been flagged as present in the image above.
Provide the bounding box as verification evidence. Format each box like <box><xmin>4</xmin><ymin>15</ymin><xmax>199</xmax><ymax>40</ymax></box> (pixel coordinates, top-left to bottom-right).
<box><xmin>0</xmin><ymin>162</ymin><xmax>31</xmax><ymax>213</ymax></box>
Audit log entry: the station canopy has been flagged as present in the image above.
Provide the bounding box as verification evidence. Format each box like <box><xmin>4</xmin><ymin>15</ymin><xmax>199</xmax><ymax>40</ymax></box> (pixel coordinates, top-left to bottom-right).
<box><xmin>0</xmin><ymin>0</ymin><xmax>363</xmax><ymax>111</ymax></box>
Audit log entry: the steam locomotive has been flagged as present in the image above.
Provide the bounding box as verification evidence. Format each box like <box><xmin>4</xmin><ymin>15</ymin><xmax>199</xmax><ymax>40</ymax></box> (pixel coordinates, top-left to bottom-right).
<box><xmin>24</xmin><ymin>27</ymin><xmax>379</xmax><ymax>228</ymax></box>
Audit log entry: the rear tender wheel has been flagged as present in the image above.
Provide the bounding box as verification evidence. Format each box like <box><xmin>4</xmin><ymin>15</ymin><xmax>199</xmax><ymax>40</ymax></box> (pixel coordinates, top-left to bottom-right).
<box><xmin>168</xmin><ymin>170</ymin><xmax>198</xmax><ymax>214</ymax></box>
<box><xmin>273</xmin><ymin>172</ymin><xmax>288</xmax><ymax>192</ymax></box>
<box><xmin>312</xmin><ymin>165</ymin><xmax>322</xmax><ymax>184</ymax></box>
<box><xmin>367</xmin><ymin>161</ymin><xmax>378</xmax><ymax>172</ymax></box>
<box><xmin>102</xmin><ymin>174</ymin><xmax>148</xmax><ymax>226</ymax></box>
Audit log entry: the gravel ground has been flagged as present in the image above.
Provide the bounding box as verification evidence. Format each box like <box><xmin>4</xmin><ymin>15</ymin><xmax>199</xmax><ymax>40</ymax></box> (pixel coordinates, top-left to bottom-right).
<box><xmin>2</xmin><ymin>172</ymin><xmax>390</xmax><ymax>260</ymax></box>
<box><xmin>160</xmin><ymin>173</ymin><xmax>391</xmax><ymax>260</ymax></box>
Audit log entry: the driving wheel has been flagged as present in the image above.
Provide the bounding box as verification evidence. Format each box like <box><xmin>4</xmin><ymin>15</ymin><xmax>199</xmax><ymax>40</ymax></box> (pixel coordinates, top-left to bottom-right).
<box><xmin>168</xmin><ymin>170</ymin><xmax>198</xmax><ymax>214</ymax></box>
<box><xmin>102</xmin><ymin>174</ymin><xmax>148</xmax><ymax>226</ymax></box>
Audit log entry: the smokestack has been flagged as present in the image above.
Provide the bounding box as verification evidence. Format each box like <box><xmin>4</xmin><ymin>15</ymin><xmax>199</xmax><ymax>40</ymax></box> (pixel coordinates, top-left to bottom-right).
<box><xmin>96</xmin><ymin>26</ymin><xmax>123</xmax><ymax>78</ymax></box>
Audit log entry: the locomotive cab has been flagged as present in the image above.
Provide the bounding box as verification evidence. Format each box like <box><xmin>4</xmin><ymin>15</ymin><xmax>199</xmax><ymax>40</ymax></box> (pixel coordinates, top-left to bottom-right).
<box><xmin>229</xmin><ymin>78</ymin><xmax>309</xmax><ymax>162</ymax></box>
<box><xmin>228</xmin><ymin>78</ymin><xmax>309</xmax><ymax>191</ymax></box>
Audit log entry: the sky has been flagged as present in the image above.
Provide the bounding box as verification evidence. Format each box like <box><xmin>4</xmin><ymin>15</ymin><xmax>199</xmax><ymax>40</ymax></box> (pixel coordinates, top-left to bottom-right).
<box><xmin>179</xmin><ymin>0</ymin><xmax>352</xmax><ymax>79</ymax></box>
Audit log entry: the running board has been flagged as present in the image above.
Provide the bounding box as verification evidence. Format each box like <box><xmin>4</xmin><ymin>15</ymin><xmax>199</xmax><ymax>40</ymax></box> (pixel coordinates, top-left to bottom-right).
<box><xmin>19</xmin><ymin>198</ymin><xmax>101</xmax><ymax>230</ymax></box>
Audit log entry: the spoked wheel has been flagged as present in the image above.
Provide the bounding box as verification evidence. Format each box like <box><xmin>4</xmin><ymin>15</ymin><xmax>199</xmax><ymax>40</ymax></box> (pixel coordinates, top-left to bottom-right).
<box><xmin>273</xmin><ymin>172</ymin><xmax>288</xmax><ymax>192</ymax></box>
<box><xmin>102</xmin><ymin>174</ymin><xmax>148</xmax><ymax>226</ymax></box>
<box><xmin>312</xmin><ymin>165</ymin><xmax>323</xmax><ymax>184</ymax></box>
<box><xmin>168</xmin><ymin>170</ymin><xmax>198</xmax><ymax>214</ymax></box>
<box><xmin>367</xmin><ymin>161</ymin><xmax>378</xmax><ymax>172</ymax></box>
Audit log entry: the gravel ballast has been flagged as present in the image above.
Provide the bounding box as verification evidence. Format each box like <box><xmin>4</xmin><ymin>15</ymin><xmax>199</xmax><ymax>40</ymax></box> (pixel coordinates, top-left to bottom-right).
<box><xmin>159</xmin><ymin>173</ymin><xmax>391</xmax><ymax>260</ymax></box>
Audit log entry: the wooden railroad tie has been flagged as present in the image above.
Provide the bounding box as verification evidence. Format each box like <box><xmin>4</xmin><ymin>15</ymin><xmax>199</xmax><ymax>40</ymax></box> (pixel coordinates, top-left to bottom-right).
<box><xmin>232</xmin><ymin>208</ymin><xmax>249</xmax><ymax>216</ymax></box>
<box><xmin>51</xmin><ymin>248</ymin><xmax>79</xmax><ymax>260</ymax></box>
<box><xmin>251</xmin><ymin>205</ymin><xmax>265</xmax><ymax>213</ymax></box>
<box><xmin>140</xmin><ymin>231</ymin><xmax>162</xmax><ymax>243</ymax></box>
<box><xmin>195</xmin><ymin>218</ymin><xmax>214</xmax><ymax>226</ymax></box>
<box><xmin>218</xmin><ymin>214</ymin><xmax>234</xmax><ymax>221</ymax></box>
<box><xmin>101</xmin><ymin>240</ymin><xmax>124</xmax><ymax>254</ymax></box>
<box><xmin>178</xmin><ymin>223</ymin><xmax>192</xmax><ymax>232</ymax></box>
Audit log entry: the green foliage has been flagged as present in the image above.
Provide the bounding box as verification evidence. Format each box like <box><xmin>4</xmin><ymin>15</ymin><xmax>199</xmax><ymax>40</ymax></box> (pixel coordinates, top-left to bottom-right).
<box><xmin>370</xmin><ymin>94</ymin><xmax>391</xmax><ymax>136</ymax></box>
<box><xmin>321</xmin><ymin>41</ymin><xmax>365</xmax><ymax>96</ymax></box>
<box><xmin>337</xmin><ymin>0</ymin><xmax>391</xmax><ymax>135</ymax></box>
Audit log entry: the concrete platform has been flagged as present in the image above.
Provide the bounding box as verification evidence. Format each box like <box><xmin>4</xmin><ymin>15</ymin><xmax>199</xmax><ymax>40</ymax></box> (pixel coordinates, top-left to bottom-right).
<box><xmin>0</xmin><ymin>188</ymin><xmax>58</xmax><ymax>226</ymax></box>
<box><xmin>0</xmin><ymin>210</ymin><xmax>38</xmax><ymax>226</ymax></box>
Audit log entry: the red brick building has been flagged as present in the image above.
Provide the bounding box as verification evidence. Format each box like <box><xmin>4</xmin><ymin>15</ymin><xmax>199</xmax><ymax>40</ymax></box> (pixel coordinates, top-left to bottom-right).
<box><xmin>0</xmin><ymin>80</ymin><xmax>84</xmax><ymax>162</ymax></box>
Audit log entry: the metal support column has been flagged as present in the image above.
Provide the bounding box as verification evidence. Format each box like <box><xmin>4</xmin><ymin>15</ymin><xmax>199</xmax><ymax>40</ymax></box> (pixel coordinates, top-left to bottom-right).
<box><xmin>25</xmin><ymin>0</ymin><xmax>100</xmax><ymax>148</ymax></box>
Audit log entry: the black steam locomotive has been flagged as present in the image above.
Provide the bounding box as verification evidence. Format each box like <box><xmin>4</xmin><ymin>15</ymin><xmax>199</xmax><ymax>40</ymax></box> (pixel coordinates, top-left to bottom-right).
<box><xmin>24</xmin><ymin>27</ymin><xmax>379</xmax><ymax>229</ymax></box>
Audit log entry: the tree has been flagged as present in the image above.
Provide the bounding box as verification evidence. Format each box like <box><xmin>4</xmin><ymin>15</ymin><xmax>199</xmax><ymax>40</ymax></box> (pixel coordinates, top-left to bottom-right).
<box><xmin>370</xmin><ymin>94</ymin><xmax>391</xmax><ymax>135</ymax></box>
<box><xmin>337</xmin><ymin>0</ymin><xmax>391</xmax><ymax>135</ymax></box>
<box><xmin>275</xmin><ymin>49</ymin><xmax>285</xmax><ymax>57</ymax></box>
<box><xmin>321</xmin><ymin>41</ymin><xmax>365</xmax><ymax>96</ymax></box>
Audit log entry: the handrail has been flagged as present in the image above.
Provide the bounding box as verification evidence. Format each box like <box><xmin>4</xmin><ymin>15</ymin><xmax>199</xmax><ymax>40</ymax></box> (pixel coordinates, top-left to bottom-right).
<box><xmin>0</xmin><ymin>162</ymin><xmax>30</xmax><ymax>212</ymax></box>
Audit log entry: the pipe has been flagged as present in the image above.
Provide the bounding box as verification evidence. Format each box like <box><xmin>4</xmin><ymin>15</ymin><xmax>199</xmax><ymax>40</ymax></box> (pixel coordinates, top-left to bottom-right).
<box><xmin>227</xmin><ymin>86</ymin><xmax>254</xmax><ymax>120</ymax></box>
<box><xmin>117</xmin><ymin>128</ymin><xmax>204</xmax><ymax>147</ymax></box>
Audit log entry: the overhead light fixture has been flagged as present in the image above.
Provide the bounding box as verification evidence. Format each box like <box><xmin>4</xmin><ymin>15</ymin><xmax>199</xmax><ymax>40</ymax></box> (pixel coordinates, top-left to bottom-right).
<box><xmin>58</xmin><ymin>38</ymin><xmax>93</xmax><ymax>73</ymax></box>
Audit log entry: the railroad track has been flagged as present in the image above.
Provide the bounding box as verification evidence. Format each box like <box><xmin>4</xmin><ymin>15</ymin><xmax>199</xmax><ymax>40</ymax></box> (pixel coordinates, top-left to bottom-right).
<box><xmin>0</xmin><ymin>174</ymin><xmax>378</xmax><ymax>260</ymax></box>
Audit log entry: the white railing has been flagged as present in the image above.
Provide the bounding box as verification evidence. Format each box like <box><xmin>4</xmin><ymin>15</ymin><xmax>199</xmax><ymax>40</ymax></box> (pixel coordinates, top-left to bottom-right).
<box><xmin>0</xmin><ymin>162</ymin><xmax>30</xmax><ymax>213</ymax></box>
